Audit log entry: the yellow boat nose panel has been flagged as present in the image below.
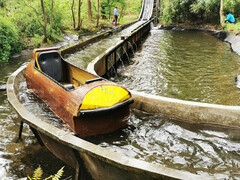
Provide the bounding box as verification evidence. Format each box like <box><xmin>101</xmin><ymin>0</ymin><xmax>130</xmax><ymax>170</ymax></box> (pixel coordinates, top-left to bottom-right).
<box><xmin>80</xmin><ymin>86</ymin><xmax>131</xmax><ymax>110</ymax></box>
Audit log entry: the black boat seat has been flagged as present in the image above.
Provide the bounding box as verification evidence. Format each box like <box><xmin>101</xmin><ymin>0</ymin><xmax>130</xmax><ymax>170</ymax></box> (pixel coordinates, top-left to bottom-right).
<box><xmin>37</xmin><ymin>51</ymin><xmax>64</xmax><ymax>82</ymax></box>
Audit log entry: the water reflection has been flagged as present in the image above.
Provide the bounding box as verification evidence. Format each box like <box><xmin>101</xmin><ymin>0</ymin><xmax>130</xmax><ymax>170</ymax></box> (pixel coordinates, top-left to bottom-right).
<box><xmin>11</xmin><ymin>64</ymin><xmax>240</xmax><ymax>179</ymax></box>
<box><xmin>65</xmin><ymin>21</ymin><xmax>145</xmax><ymax>69</ymax></box>
<box><xmin>115</xmin><ymin>30</ymin><xmax>240</xmax><ymax>105</ymax></box>
<box><xmin>87</xmin><ymin>109</ymin><xmax>240</xmax><ymax>179</ymax></box>
<box><xmin>0</xmin><ymin>21</ymin><xmax>146</xmax><ymax>179</ymax></box>
<box><xmin>1</xmin><ymin>28</ymin><xmax>240</xmax><ymax>179</ymax></box>
<box><xmin>0</xmin><ymin>53</ymin><xmax>74</xmax><ymax>179</ymax></box>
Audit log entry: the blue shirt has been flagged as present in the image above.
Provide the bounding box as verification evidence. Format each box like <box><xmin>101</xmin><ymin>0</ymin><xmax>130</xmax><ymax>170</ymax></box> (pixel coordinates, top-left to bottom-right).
<box><xmin>114</xmin><ymin>8</ymin><xmax>118</xmax><ymax>16</ymax></box>
<box><xmin>226</xmin><ymin>13</ymin><xmax>235</xmax><ymax>23</ymax></box>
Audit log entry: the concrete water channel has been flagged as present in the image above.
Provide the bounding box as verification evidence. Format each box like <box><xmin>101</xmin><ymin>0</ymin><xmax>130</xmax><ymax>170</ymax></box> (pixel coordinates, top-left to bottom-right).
<box><xmin>3</xmin><ymin>2</ymin><xmax>240</xmax><ymax>179</ymax></box>
<box><xmin>91</xmin><ymin>29</ymin><xmax>240</xmax><ymax>179</ymax></box>
<box><xmin>4</xmin><ymin>26</ymin><xmax>240</xmax><ymax>179</ymax></box>
<box><xmin>63</xmin><ymin>26</ymin><xmax>240</xmax><ymax>179</ymax></box>
<box><xmin>0</xmin><ymin>22</ymin><xmax>142</xmax><ymax>179</ymax></box>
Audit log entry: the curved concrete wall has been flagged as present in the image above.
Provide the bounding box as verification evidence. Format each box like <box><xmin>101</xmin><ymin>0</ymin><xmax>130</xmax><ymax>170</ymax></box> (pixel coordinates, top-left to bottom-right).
<box><xmin>131</xmin><ymin>90</ymin><xmax>240</xmax><ymax>127</ymax></box>
<box><xmin>88</xmin><ymin>28</ymin><xmax>240</xmax><ymax>129</ymax></box>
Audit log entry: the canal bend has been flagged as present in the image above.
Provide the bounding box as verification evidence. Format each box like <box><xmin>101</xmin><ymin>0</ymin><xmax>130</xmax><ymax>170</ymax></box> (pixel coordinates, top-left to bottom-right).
<box><xmin>1</xmin><ymin>1</ymin><xmax>240</xmax><ymax>179</ymax></box>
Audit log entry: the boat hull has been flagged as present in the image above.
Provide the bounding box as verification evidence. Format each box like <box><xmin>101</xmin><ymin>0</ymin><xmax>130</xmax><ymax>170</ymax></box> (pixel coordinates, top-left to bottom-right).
<box><xmin>74</xmin><ymin>105</ymin><xmax>130</xmax><ymax>137</ymax></box>
<box><xmin>25</xmin><ymin>48</ymin><xmax>132</xmax><ymax>137</ymax></box>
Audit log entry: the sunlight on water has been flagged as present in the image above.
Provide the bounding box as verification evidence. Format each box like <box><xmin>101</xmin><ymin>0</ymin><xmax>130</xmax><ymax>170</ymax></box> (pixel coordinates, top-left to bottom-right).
<box><xmin>115</xmin><ymin>30</ymin><xmax>240</xmax><ymax>105</ymax></box>
<box><xmin>1</xmin><ymin>28</ymin><xmax>240</xmax><ymax>179</ymax></box>
<box><xmin>87</xmin><ymin>109</ymin><xmax>240</xmax><ymax>179</ymax></box>
<box><xmin>65</xmin><ymin>21</ymin><xmax>145</xmax><ymax>69</ymax></box>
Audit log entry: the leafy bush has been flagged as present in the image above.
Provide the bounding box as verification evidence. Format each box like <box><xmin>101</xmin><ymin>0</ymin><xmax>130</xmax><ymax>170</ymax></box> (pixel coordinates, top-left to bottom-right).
<box><xmin>101</xmin><ymin>0</ymin><xmax>126</xmax><ymax>19</ymax></box>
<box><xmin>11</xmin><ymin>1</ymin><xmax>64</xmax><ymax>42</ymax></box>
<box><xmin>32</xmin><ymin>34</ymin><xmax>43</xmax><ymax>48</ymax></box>
<box><xmin>225</xmin><ymin>21</ymin><xmax>240</xmax><ymax>34</ymax></box>
<box><xmin>161</xmin><ymin>0</ymin><xmax>239</xmax><ymax>25</ymax></box>
<box><xmin>0</xmin><ymin>16</ymin><xmax>21</xmax><ymax>62</ymax></box>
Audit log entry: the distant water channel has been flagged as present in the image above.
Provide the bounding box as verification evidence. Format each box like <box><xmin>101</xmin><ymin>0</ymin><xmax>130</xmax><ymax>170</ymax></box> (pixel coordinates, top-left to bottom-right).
<box><xmin>115</xmin><ymin>29</ymin><xmax>240</xmax><ymax>105</ymax></box>
<box><xmin>91</xmin><ymin>29</ymin><xmax>240</xmax><ymax>179</ymax></box>
<box><xmin>64</xmin><ymin>21</ymin><xmax>145</xmax><ymax>69</ymax></box>
<box><xmin>0</xmin><ymin>28</ymin><xmax>240</xmax><ymax>179</ymax></box>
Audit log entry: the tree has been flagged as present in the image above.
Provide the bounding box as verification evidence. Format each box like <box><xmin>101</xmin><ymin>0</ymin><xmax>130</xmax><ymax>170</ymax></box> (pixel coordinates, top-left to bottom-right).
<box><xmin>220</xmin><ymin>0</ymin><xmax>224</xmax><ymax>28</ymax></box>
<box><xmin>71</xmin><ymin>0</ymin><xmax>76</xmax><ymax>28</ymax></box>
<box><xmin>96</xmin><ymin>0</ymin><xmax>100</xmax><ymax>27</ymax></box>
<box><xmin>87</xmin><ymin>0</ymin><xmax>92</xmax><ymax>20</ymax></box>
<box><xmin>76</xmin><ymin>0</ymin><xmax>82</xmax><ymax>30</ymax></box>
<box><xmin>40</xmin><ymin>0</ymin><xmax>47</xmax><ymax>42</ymax></box>
<box><xmin>50</xmin><ymin>0</ymin><xmax>54</xmax><ymax>36</ymax></box>
<box><xmin>101</xmin><ymin>0</ymin><xmax>126</xmax><ymax>20</ymax></box>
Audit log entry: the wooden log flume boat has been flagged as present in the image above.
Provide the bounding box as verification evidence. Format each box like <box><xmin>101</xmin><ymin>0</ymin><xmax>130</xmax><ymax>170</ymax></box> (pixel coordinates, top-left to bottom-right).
<box><xmin>7</xmin><ymin>65</ymin><xmax>214</xmax><ymax>180</ymax></box>
<box><xmin>25</xmin><ymin>47</ymin><xmax>133</xmax><ymax>137</ymax></box>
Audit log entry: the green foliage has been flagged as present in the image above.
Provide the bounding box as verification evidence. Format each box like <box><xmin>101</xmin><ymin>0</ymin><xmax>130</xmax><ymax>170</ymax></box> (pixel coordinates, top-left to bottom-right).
<box><xmin>28</xmin><ymin>166</ymin><xmax>43</xmax><ymax>180</ymax></box>
<box><xmin>161</xmin><ymin>0</ymin><xmax>239</xmax><ymax>25</ymax></box>
<box><xmin>0</xmin><ymin>16</ymin><xmax>21</xmax><ymax>62</ymax></box>
<box><xmin>126</xmin><ymin>0</ymin><xmax>142</xmax><ymax>14</ymax></box>
<box><xmin>32</xmin><ymin>34</ymin><xmax>43</xmax><ymax>48</ymax></box>
<box><xmin>225</xmin><ymin>21</ymin><xmax>240</xmax><ymax>34</ymax></box>
<box><xmin>101</xmin><ymin>0</ymin><xmax>126</xmax><ymax>19</ymax></box>
<box><xmin>28</xmin><ymin>166</ymin><xmax>64</xmax><ymax>180</ymax></box>
<box><xmin>11</xmin><ymin>0</ymin><xmax>64</xmax><ymax>41</ymax></box>
<box><xmin>190</xmin><ymin>0</ymin><xmax>220</xmax><ymax>23</ymax></box>
<box><xmin>0</xmin><ymin>0</ymin><xmax>140</xmax><ymax>58</ymax></box>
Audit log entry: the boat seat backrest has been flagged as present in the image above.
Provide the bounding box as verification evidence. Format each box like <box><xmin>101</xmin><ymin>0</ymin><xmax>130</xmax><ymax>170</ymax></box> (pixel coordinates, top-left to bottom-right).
<box><xmin>37</xmin><ymin>51</ymin><xmax>64</xmax><ymax>82</ymax></box>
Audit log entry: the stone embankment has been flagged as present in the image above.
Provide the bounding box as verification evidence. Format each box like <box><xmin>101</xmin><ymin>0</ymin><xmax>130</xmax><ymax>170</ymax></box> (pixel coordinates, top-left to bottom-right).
<box><xmin>224</xmin><ymin>32</ymin><xmax>240</xmax><ymax>55</ymax></box>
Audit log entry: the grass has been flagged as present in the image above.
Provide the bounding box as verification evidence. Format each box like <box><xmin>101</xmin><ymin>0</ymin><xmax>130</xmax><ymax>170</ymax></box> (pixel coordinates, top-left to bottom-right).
<box><xmin>118</xmin><ymin>12</ymin><xmax>139</xmax><ymax>24</ymax></box>
<box><xmin>62</xmin><ymin>12</ymin><xmax>139</xmax><ymax>35</ymax></box>
<box><xmin>25</xmin><ymin>12</ymin><xmax>139</xmax><ymax>48</ymax></box>
<box><xmin>224</xmin><ymin>18</ymin><xmax>240</xmax><ymax>34</ymax></box>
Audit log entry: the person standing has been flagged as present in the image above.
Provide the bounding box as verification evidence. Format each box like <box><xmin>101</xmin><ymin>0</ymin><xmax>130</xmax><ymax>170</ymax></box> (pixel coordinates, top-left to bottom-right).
<box><xmin>225</xmin><ymin>12</ymin><xmax>235</xmax><ymax>23</ymax></box>
<box><xmin>114</xmin><ymin>6</ymin><xmax>118</xmax><ymax>26</ymax></box>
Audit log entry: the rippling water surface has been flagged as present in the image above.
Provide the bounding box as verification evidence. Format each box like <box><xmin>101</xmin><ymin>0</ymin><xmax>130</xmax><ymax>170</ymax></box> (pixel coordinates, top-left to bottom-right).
<box><xmin>115</xmin><ymin>29</ymin><xmax>240</xmax><ymax>105</ymax></box>
<box><xmin>87</xmin><ymin>108</ymin><xmax>240</xmax><ymax>179</ymax></box>
<box><xmin>0</xmin><ymin>28</ymin><xmax>240</xmax><ymax>179</ymax></box>
<box><xmin>0</xmin><ymin>53</ymin><xmax>74</xmax><ymax>179</ymax></box>
<box><xmin>16</xmin><ymin>81</ymin><xmax>240</xmax><ymax>179</ymax></box>
<box><xmin>98</xmin><ymin>29</ymin><xmax>240</xmax><ymax>179</ymax></box>
<box><xmin>65</xmin><ymin>21</ymin><xmax>145</xmax><ymax>69</ymax></box>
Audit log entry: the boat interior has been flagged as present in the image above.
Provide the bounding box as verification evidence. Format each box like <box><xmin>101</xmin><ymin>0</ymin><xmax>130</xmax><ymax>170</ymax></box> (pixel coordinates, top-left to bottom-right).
<box><xmin>34</xmin><ymin>50</ymin><xmax>103</xmax><ymax>91</ymax></box>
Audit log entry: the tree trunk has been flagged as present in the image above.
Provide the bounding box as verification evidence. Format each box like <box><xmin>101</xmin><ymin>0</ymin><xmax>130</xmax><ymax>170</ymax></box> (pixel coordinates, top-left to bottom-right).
<box><xmin>87</xmin><ymin>0</ymin><xmax>92</xmax><ymax>20</ymax></box>
<box><xmin>96</xmin><ymin>0</ymin><xmax>100</xmax><ymax>27</ymax></box>
<box><xmin>71</xmin><ymin>0</ymin><xmax>76</xmax><ymax>28</ymax></box>
<box><xmin>76</xmin><ymin>0</ymin><xmax>82</xmax><ymax>30</ymax></box>
<box><xmin>2</xmin><ymin>0</ymin><xmax>6</xmax><ymax>15</ymax></box>
<box><xmin>220</xmin><ymin>0</ymin><xmax>224</xmax><ymax>28</ymax></box>
<box><xmin>40</xmin><ymin>0</ymin><xmax>48</xmax><ymax>42</ymax></box>
<box><xmin>50</xmin><ymin>0</ymin><xmax>54</xmax><ymax>37</ymax></box>
<box><xmin>119</xmin><ymin>5</ymin><xmax>125</xmax><ymax>22</ymax></box>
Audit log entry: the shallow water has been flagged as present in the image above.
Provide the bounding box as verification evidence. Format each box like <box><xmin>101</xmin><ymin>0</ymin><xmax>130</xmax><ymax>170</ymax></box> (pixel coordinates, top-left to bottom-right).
<box><xmin>87</xmin><ymin>109</ymin><xmax>240</xmax><ymax>179</ymax></box>
<box><xmin>15</xmin><ymin>81</ymin><xmax>240</xmax><ymax>179</ymax></box>
<box><xmin>91</xmin><ymin>29</ymin><xmax>240</xmax><ymax>179</ymax></box>
<box><xmin>0</xmin><ymin>54</ymin><xmax>75</xmax><ymax>179</ymax></box>
<box><xmin>65</xmin><ymin>21</ymin><xmax>145</xmax><ymax>69</ymax></box>
<box><xmin>0</xmin><ymin>22</ymin><xmax>145</xmax><ymax>178</ymax></box>
<box><xmin>115</xmin><ymin>29</ymin><xmax>240</xmax><ymax>105</ymax></box>
<box><xmin>1</xmin><ymin>28</ymin><xmax>240</xmax><ymax>179</ymax></box>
